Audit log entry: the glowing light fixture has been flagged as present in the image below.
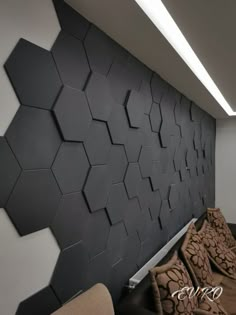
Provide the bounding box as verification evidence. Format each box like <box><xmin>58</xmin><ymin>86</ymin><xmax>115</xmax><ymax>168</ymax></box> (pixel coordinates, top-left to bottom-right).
<box><xmin>134</xmin><ymin>0</ymin><xmax>235</xmax><ymax>116</ymax></box>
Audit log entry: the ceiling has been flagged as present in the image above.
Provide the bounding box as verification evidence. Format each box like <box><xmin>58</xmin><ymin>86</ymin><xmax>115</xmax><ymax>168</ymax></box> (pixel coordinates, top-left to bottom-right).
<box><xmin>66</xmin><ymin>0</ymin><xmax>232</xmax><ymax>119</ymax></box>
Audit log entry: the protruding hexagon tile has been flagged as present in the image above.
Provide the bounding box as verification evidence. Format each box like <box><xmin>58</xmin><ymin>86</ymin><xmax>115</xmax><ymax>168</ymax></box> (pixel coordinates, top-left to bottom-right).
<box><xmin>150</xmin><ymin>102</ymin><xmax>162</xmax><ymax>132</ymax></box>
<box><xmin>53</xmin><ymin>86</ymin><xmax>92</xmax><ymax>142</ymax></box>
<box><xmin>138</xmin><ymin>179</ymin><xmax>152</xmax><ymax>211</ymax></box>
<box><xmin>159</xmin><ymin>119</ymin><xmax>170</xmax><ymax>148</ymax></box>
<box><xmin>137</xmin><ymin>209</ymin><xmax>152</xmax><ymax>242</ymax></box>
<box><xmin>108</xmin><ymin>145</ymin><xmax>128</xmax><ymax>184</ymax></box>
<box><xmin>51</xmin><ymin>241</ymin><xmax>89</xmax><ymax>304</ymax></box>
<box><xmin>86</xmin><ymin>251</ymin><xmax>111</xmax><ymax>289</ymax></box>
<box><xmin>159</xmin><ymin>200</ymin><xmax>171</xmax><ymax>229</ymax></box>
<box><xmin>149</xmin><ymin>190</ymin><xmax>162</xmax><ymax>220</ymax></box>
<box><xmin>0</xmin><ymin>137</ymin><xmax>21</xmax><ymax>207</ymax></box>
<box><xmin>190</xmin><ymin>103</ymin><xmax>204</xmax><ymax>122</ymax></box>
<box><xmin>6</xmin><ymin>106</ymin><xmax>61</xmax><ymax>170</ymax></box>
<box><xmin>16</xmin><ymin>286</ymin><xmax>60</xmax><ymax>315</ymax></box>
<box><xmin>174</xmin><ymin>138</ymin><xmax>186</xmax><ymax>171</ymax></box>
<box><xmin>53</xmin><ymin>0</ymin><xmax>90</xmax><ymax>40</ymax></box>
<box><xmin>107</xmin><ymin>222</ymin><xmax>127</xmax><ymax>265</ymax></box>
<box><xmin>51</xmin><ymin>192</ymin><xmax>90</xmax><ymax>250</ymax></box>
<box><xmin>6</xmin><ymin>169</ymin><xmax>61</xmax><ymax>235</ymax></box>
<box><xmin>85</xmin><ymin>72</ymin><xmax>114</xmax><ymax>121</ymax></box>
<box><xmin>5</xmin><ymin>39</ymin><xmax>62</xmax><ymax>110</ymax></box>
<box><xmin>106</xmin><ymin>183</ymin><xmax>128</xmax><ymax>224</ymax></box>
<box><xmin>83</xmin><ymin>209</ymin><xmax>110</xmax><ymax>258</ymax></box>
<box><xmin>84</xmin><ymin>165</ymin><xmax>112</xmax><ymax>212</ymax></box>
<box><xmin>84</xmin><ymin>121</ymin><xmax>112</xmax><ymax>165</ymax></box>
<box><xmin>186</xmin><ymin>149</ymin><xmax>198</xmax><ymax>177</ymax></box>
<box><xmin>150</xmin><ymin>161</ymin><xmax>162</xmax><ymax>191</ymax></box>
<box><xmin>125</xmin><ymin>129</ymin><xmax>143</xmax><ymax>162</ymax></box>
<box><xmin>151</xmin><ymin>73</ymin><xmax>168</xmax><ymax>103</ymax></box>
<box><xmin>84</xmin><ymin>25</ymin><xmax>126</xmax><ymax>76</ymax></box>
<box><xmin>139</xmin><ymin>146</ymin><xmax>153</xmax><ymax>178</ymax></box>
<box><xmin>159</xmin><ymin>173</ymin><xmax>170</xmax><ymax>200</ymax></box>
<box><xmin>124</xmin><ymin>163</ymin><xmax>142</xmax><ymax>198</ymax></box>
<box><xmin>139</xmin><ymin>80</ymin><xmax>153</xmax><ymax>114</ymax></box>
<box><xmin>52</xmin><ymin>31</ymin><xmax>90</xmax><ymax>90</ymax></box>
<box><xmin>107</xmin><ymin>104</ymin><xmax>129</xmax><ymax>144</ymax></box>
<box><xmin>124</xmin><ymin>198</ymin><xmax>142</xmax><ymax>235</ymax></box>
<box><xmin>126</xmin><ymin>90</ymin><xmax>145</xmax><ymax>128</ymax></box>
<box><xmin>52</xmin><ymin>143</ymin><xmax>90</xmax><ymax>195</ymax></box>
<box><xmin>168</xmin><ymin>184</ymin><xmax>179</xmax><ymax>210</ymax></box>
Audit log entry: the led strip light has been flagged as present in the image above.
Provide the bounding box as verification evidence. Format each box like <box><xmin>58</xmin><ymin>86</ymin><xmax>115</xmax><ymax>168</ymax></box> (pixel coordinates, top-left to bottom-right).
<box><xmin>135</xmin><ymin>0</ymin><xmax>236</xmax><ymax>116</ymax></box>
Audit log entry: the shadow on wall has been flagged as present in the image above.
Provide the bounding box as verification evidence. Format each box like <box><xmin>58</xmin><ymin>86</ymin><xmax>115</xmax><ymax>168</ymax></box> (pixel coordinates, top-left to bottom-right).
<box><xmin>0</xmin><ymin>0</ymin><xmax>215</xmax><ymax>314</ymax></box>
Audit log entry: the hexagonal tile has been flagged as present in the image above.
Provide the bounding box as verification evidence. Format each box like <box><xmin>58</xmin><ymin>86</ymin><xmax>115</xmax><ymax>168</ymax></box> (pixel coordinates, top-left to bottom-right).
<box><xmin>159</xmin><ymin>200</ymin><xmax>171</xmax><ymax>229</ymax></box>
<box><xmin>150</xmin><ymin>161</ymin><xmax>162</xmax><ymax>191</ymax></box>
<box><xmin>52</xmin><ymin>31</ymin><xmax>90</xmax><ymax>90</ymax></box>
<box><xmin>83</xmin><ymin>209</ymin><xmax>110</xmax><ymax>258</ymax></box>
<box><xmin>108</xmin><ymin>145</ymin><xmax>128</xmax><ymax>184</ymax></box>
<box><xmin>84</xmin><ymin>165</ymin><xmax>112</xmax><ymax>212</ymax></box>
<box><xmin>139</xmin><ymin>80</ymin><xmax>153</xmax><ymax>114</ymax></box>
<box><xmin>138</xmin><ymin>179</ymin><xmax>152</xmax><ymax>211</ymax></box>
<box><xmin>53</xmin><ymin>0</ymin><xmax>90</xmax><ymax>40</ymax></box>
<box><xmin>190</xmin><ymin>103</ymin><xmax>204</xmax><ymax>122</ymax></box>
<box><xmin>168</xmin><ymin>184</ymin><xmax>179</xmax><ymax>210</ymax></box>
<box><xmin>84</xmin><ymin>121</ymin><xmax>112</xmax><ymax>165</ymax></box>
<box><xmin>107</xmin><ymin>104</ymin><xmax>129</xmax><ymax>144</ymax></box>
<box><xmin>125</xmin><ymin>129</ymin><xmax>143</xmax><ymax>162</ymax></box>
<box><xmin>106</xmin><ymin>183</ymin><xmax>128</xmax><ymax>224</ymax></box>
<box><xmin>137</xmin><ymin>209</ymin><xmax>152</xmax><ymax>242</ymax></box>
<box><xmin>139</xmin><ymin>146</ymin><xmax>153</xmax><ymax>178</ymax></box>
<box><xmin>51</xmin><ymin>192</ymin><xmax>90</xmax><ymax>250</ymax></box>
<box><xmin>86</xmin><ymin>251</ymin><xmax>111</xmax><ymax>289</ymax></box>
<box><xmin>51</xmin><ymin>242</ymin><xmax>89</xmax><ymax>303</ymax></box>
<box><xmin>159</xmin><ymin>120</ymin><xmax>170</xmax><ymax>148</ymax></box>
<box><xmin>150</xmin><ymin>102</ymin><xmax>162</xmax><ymax>132</ymax></box>
<box><xmin>0</xmin><ymin>137</ymin><xmax>21</xmax><ymax>207</ymax></box>
<box><xmin>52</xmin><ymin>143</ymin><xmax>90</xmax><ymax>195</ymax></box>
<box><xmin>124</xmin><ymin>163</ymin><xmax>142</xmax><ymax>198</ymax></box>
<box><xmin>124</xmin><ymin>199</ymin><xmax>142</xmax><ymax>236</ymax></box>
<box><xmin>6</xmin><ymin>106</ymin><xmax>61</xmax><ymax>170</ymax></box>
<box><xmin>159</xmin><ymin>173</ymin><xmax>171</xmax><ymax>200</ymax></box>
<box><xmin>107</xmin><ymin>222</ymin><xmax>127</xmax><ymax>265</ymax></box>
<box><xmin>6</xmin><ymin>170</ymin><xmax>61</xmax><ymax>235</ymax></box>
<box><xmin>151</xmin><ymin>73</ymin><xmax>168</xmax><ymax>103</ymax></box>
<box><xmin>126</xmin><ymin>90</ymin><xmax>145</xmax><ymax>128</ymax></box>
<box><xmin>53</xmin><ymin>85</ymin><xmax>92</xmax><ymax>142</ymax></box>
<box><xmin>174</xmin><ymin>139</ymin><xmax>186</xmax><ymax>171</ymax></box>
<box><xmin>5</xmin><ymin>39</ymin><xmax>62</xmax><ymax>110</ymax></box>
<box><xmin>84</xmin><ymin>25</ymin><xmax>126</xmax><ymax>76</ymax></box>
<box><xmin>149</xmin><ymin>190</ymin><xmax>162</xmax><ymax>220</ymax></box>
<box><xmin>16</xmin><ymin>286</ymin><xmax>60</xmax><ymax>315</ymax></box>
<box><xmin>186</xmin><ymin>149</ymin><xmax>197</xmax><ymax>177</ymax></box>
<box><xmin>85</xmin><ymin>72</ymin><xmax>114</xmax><ymax>121</ymax></box>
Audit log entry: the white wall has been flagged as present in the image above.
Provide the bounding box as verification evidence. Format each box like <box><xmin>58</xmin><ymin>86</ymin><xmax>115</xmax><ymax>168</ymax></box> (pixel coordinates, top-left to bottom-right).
<box><xmin>0</xmin><ymin>1</ymin><xmax>61</xmax><ymax>314</ymax></box>
<box><xmin>216</xmin><ymin>118</ymin><xmax>236</xmax><ymax>223</ymax></box>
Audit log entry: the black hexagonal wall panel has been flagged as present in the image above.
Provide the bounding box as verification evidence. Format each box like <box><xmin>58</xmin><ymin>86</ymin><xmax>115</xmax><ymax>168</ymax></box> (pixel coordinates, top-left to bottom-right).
<box><xmin>84</xmin><ymin>121</ymin><xmax>112</xmax><ymax>165</ymax></box>
<box><xmin>124</xmin><ymin>163</ymin><xmax>142</xmax><ymax>198</ymax></box>
<box><xmin>6</xmin><ymin>106</ymin><xmax>61</xmax><ymax>169</ymax></box>
<box><xmin>106</xmin><ymin>183</ymin><xmax>129</xmax><ymax>224</ymax></box>
<box><xmin>84</xmin><ymin>165</ymin><xmax>112</xmax><ymax>212</ymax></box>
<box><xmin>126</xmin><ymin>90</ymin><xmax>146</xmax><ymax>128</ymax></box>
<box><xmin>0</xmin><ymin>137</ymin><xmax>21</xmax><ymax>207</ymax></box>
<box><xmin>5</xmin><ymin>39</ymin><xmax>62</xmax><ymax>110</ymax></box>
<box><xmin>85</xmin><ymin>72</ymin><xmax>114</xmax><ymax>121</ymax></box>
<box><xmin>52</xmin><ymin>31</ymin><xmax>90</xmax><ymax>90</ymax></box>
<box><xmin>108</xmin><ymin>104</ymin><xmax>129</xmax><ymax>144</ymax></box>
<box><xmin>53</xmin><ymin>0</ymin><xmax>90</xmax><ymax>41</ymax></box>
<box><xmin>51</xmin><ymin>242</ymin><xmax>89</xmax><ymax>303</ymax></box>
<box><xmin>108</xmin><ymin>145</ymin><xmax>128</xmax><ymax>184</ymax></box>
<box><xmin>52</xmin><ymin>143</ymin><xmax>90</xmax><ymax>194</ymax></box>
<box><xmin>53</xmin><ymin>86</ymin><xmax>92</xmax><ymax>142</ymax></box>
<box><xmin>6</xmin><ymin>170</ymin><xmax>61</xmax><ymax>236</ymax></box>
<box><xmin>16</xmin><ymin>286</ymin><xmax>60</xmax><ymax>315</ymax></box>
<box><xmin>2</xmin><ymin>1</ymin><xmax>216</xmax><ymax>312</ymax></box>
<box><xmin>83</xmin><ymin>209</ymin><xmax>110</xmax><ymax>258</ymax></box>
<box><xmin>51</xmin><ymin>192</ymin><xmax>90</xmax><ymax>250</ymax></box>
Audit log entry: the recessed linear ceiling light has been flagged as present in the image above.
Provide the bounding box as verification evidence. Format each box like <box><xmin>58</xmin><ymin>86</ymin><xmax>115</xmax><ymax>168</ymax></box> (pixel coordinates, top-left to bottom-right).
<box><xmin>134</xmin><ymin>0</ymin><xmax>236</xmax><ymax>116</ymax></box>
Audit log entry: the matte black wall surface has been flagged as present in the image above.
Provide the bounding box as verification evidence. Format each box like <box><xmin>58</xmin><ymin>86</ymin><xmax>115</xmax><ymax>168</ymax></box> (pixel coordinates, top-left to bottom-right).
<box><xmin>2</xmin><ymin>0</ymin><xmax>215</xmax><ymax>313</ymax></box>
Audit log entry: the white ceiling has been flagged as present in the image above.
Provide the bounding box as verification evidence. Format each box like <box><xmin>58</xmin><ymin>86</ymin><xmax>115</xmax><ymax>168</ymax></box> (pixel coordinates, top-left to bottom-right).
<box><xmin>66</xmin><ymin>0</ymin><xmax>230</xmax><ymax>119</ymax></box>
